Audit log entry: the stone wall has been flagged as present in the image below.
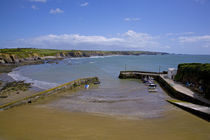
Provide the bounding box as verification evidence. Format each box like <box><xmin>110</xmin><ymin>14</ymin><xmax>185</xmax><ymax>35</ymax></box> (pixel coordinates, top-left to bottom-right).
<box><xmin>0</xmin><ymin>77</ymin><xmax>99</xmax><ymax>110</ymax></box>
<box><xmin>119</xmin><ymin>71</ymin><xmax>210</xmax><ymax>106</ymax></box>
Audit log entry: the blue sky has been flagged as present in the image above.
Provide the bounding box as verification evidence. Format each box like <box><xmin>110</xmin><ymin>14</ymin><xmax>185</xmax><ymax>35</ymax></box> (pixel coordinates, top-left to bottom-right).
<box><xmin>0</xmin><ymin>0</ymin><xmax>210</xmax><ymax>54</ymax></box>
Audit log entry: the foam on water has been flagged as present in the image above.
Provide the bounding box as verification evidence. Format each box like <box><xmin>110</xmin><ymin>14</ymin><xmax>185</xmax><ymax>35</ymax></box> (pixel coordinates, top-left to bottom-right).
<box><xmin>68</xmin><ymin>55</ymin><xmax>120</xmax><ymax>60</ymax></box>
<box><xmin>89</xmin><ymin>55</ymin><xmax>121</xmax><ymax>59</ymax></box>
<box><xmin>8</xmin><ymin>71</ymin><xmax>59</xmax><ymax>90</ymax></box>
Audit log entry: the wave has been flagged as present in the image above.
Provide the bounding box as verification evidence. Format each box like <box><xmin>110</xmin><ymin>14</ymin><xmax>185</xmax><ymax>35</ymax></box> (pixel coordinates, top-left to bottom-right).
<box><xmin>8</xmin><ymin>71</ymin><xmax>59</xmax><ymax>90</ymax></box>
<box><xmin>66</xmin><ymin>55</ymin><xmax>121</xmax><ymax>60</ymax></box>
<box><xmin>89</xmin><ymin>55</ymin><xmax>121</xmax><ymax>59</ymax></box>
<box><xmin>89</xmin><ymin>56</ymin><xmax>105</xmax><ymax>59</ymax></box>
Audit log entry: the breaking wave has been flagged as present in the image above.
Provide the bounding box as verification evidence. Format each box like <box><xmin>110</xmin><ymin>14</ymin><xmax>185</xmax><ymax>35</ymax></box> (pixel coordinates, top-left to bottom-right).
<box><xmin>8</xmin><ymin>71</ymin><xmax>59</xmax><ymax>90</ymax></box>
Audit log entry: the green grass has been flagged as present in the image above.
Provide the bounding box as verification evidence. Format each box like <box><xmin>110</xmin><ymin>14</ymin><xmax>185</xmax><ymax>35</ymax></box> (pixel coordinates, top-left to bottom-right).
<box><xmin>0</xmin><ymin>48</ymin><xmax>66</xmax><ymax>57</ymax></box>
<box><xmin>175</xmin><ymin>63</ymin><xmax>210</xmax><ymax>81</ymax></box>
<box><xmin>0</xmin><ymin>48</ymin><xmax>168</xmax><ymax>61</ymax></box>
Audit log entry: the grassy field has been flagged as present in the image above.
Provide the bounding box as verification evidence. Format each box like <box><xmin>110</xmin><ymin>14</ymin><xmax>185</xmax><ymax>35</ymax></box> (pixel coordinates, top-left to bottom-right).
<box><xmin>0</xmin><ymin>48</ymin><xmax>165</xmax><ymax>58</ymax></box>
<box><xmin>0</xmin><ymin>48</ymin><xmax>66</xmax><ymax>57</ymax></box>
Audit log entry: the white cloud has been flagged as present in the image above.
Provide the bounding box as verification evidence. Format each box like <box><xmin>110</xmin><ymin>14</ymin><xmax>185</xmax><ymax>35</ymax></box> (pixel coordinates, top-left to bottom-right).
<box><xmin>124</xmin><ymin>18</ymin><xmax>140</xmax><ymax>22</ymax></box>
<box><xmin>49</xmin><ymin>8</ymin><xmax>64</xmax><ymax>14</ymax></box>
<box><xmin>8</xmin><ymin>30</ymin><xmax>159</xmax><ymax>50</ymax></box>
<box><xmin>30</xmin><ymin>0</ymin><xmax>47</xmax><ymax>3</ymax></box>
<box><xmin>178</xmin><ymin>35</ymin><xmax>210</xmax><ymax>42</ymax></box>
<box><xmin>32</xmin><ymin>5</ymin><xmax>39</xmax><ymax>10</ymax></box>
<box><xmin>80</xmin><ymin>2</ymin><xmax>89</xmax><ymax>7</ymax></box>
<box><xmin>176</xmin><ymin>35</ymin><xmax>210</xmax><ymax>52</ymax></box>
<box><xmin>164</xmin><ymin>45</ymin><xmax>171</xmax><ymax>49</ymax></box>
<box><xmin>165</xmin><ymin>32</ymin><xmax>194</xmax><ymax>37</ymax></box>
<box><xmin>4</xmin><ymin>31</ymin><xmax>210</xmax><ymax>54</ymax></box>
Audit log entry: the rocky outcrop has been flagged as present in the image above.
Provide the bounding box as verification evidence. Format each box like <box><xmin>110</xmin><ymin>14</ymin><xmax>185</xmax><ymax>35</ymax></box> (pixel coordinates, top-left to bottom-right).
<box><xmin>0</xmin><ymin>53</ymin><xmax>42</xmax><ymax>64</ymax></box>
<box><xmin>175</xmin><ymin>63</ymin><xmax>210</xmax><ymax>99</ymax></box>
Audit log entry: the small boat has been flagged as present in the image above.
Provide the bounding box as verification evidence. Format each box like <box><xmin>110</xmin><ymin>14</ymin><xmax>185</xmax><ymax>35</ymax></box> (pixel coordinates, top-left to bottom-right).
<box><xmin>85</xmin><ymin>84</ymin><xmax>89</xmax><ymax>89</ymax></box>
<box><xmin>148</xmin><ymin>83</ymin><xmax>158</xmax><ymax>92</ymax></box>
<box><xmin>145</xmin><ymin>80</ymin><xmax>153</xmax><ymax>86</ymax></box>
<box><xmin>94</xmin><ymin>81</ymin><xmax>100</xmax><ymax>85</ymax></box>
<box><xmin>142</xmin><ymin>77</ymin><xmax>148</xmax><ymax>83</ymax></box>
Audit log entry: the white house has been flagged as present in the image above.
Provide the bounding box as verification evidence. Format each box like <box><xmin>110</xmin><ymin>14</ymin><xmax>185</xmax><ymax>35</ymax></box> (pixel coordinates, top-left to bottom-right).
<box><xmin>167</xmin><ymin>68</ymin><xmax>177</xmax><ymax>79</ymax></box>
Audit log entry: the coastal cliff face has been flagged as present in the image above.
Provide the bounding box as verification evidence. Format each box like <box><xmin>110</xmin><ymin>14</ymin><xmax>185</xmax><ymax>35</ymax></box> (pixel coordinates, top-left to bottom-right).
<box><xmin>175</xmin><ymin>63</ymin><xmax>210</xmax><ymax>99</ymax></box>
<box><xmin>0</xmin><ymin>48</ymin><xmax>168</xmax><ymax>64</ymax></box>
<box><xmin>0</xmin><ymin>53</ymin><xmax>42</xmax><ymax>64</ymax></box>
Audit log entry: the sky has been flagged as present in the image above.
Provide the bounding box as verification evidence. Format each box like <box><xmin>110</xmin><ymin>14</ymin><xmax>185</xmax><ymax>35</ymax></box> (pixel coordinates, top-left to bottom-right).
<box><xmin>0</xmin><ymin>0</ymin><xmax>210</xmax><ymax>54</ymax></box>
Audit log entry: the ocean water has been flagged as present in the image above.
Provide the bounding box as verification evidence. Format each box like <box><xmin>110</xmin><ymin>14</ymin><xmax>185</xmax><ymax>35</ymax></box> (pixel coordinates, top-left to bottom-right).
<box><xmin>8</xmin><ymin>54</ymin><xmax>210</xmax><ymax>89</ymax></box>
<box><xmin>8</xmin><ymin>54</ymin><xmax>210</xmax><ymax>118</ymax></box>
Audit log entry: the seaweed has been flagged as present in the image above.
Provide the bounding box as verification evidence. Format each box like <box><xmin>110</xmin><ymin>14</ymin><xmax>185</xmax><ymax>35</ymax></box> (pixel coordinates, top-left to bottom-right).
<box><xmin>0</xmin><ymin>81</ymin><xmax>31</xmax><ymax>96</ymax></box>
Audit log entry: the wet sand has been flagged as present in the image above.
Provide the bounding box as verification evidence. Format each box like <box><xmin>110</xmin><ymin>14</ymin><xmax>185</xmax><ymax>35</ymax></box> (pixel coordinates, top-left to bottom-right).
<box><xmin>0</xmin><ymin>104</ymin><xmax>209</xmax><ymax>140</ymax></box>
<box><xmin>0</xmin><ymin>79</ymin><xmax>209</xmax><ymax>140</ymax></box>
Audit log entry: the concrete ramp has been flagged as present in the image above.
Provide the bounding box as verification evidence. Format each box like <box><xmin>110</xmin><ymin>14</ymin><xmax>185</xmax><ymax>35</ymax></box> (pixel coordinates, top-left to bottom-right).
<box><xmin>167</xmin><ymin>99</ymin><xmax>210</xmax><ymax>121</ymax></box>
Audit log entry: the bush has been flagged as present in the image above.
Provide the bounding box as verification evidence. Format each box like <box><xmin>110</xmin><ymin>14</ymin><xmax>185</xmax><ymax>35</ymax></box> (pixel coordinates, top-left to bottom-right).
<box><xmin>175</xmin><ymin>63</ymin><xmax>210</xmax><ymax>99</ymax></box>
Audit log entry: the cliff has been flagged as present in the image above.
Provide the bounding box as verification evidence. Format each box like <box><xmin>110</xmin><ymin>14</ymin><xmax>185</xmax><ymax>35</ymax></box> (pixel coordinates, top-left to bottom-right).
<box><xmin>0</xmin><ymin>48</ymin><xmax>168</xmax><ymax>64</ymax></box>
<box><xmin>175</xmin><ymin>63</ymin><xmax>210</xmax><ymax>99</ymax></box>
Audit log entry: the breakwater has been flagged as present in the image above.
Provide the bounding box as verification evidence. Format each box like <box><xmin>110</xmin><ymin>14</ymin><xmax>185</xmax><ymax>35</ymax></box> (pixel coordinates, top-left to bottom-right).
<box><xmin>119</xmin><ymin>71</ymin><xmax>210</xmax><ymax>120</ymax></box>
<box><xmin>119</xmin><ymin>71</ymin><xmax>160</xmax><ymax>79</ymax></box>
<box><xmin>119</xmin><ymin>71</ymin><xmax>210</xmax><ymax>107</ymax></box>
<box><xmin>0</xmin><ymin>77</ymin><xmax>99</xmax><ymax>110</ymax></box>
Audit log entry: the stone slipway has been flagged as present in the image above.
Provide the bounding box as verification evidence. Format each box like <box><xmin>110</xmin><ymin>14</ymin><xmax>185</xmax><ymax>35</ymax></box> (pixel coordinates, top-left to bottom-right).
<box><xmin>167</xmin><ymin>100</ymin><xmax>210</xmax><ymax>121</ymax></box>
<box><xmin>159</xmin><ymin>75</ymin><xmax>210</xmax><ymax>106</ymax></box>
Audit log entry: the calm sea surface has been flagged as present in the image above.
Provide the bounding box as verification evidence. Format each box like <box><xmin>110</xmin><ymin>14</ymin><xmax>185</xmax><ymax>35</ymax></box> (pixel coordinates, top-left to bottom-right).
<box><xmin>8</xmin><ymin>54</ymin><xmax>210</xmax><ymax>89</ymax></box>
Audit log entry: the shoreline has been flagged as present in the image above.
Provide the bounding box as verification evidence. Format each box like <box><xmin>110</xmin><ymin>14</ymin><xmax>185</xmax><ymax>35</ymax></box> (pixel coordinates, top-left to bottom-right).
<box><xmin>0</xmin><ymin>77</ymin><xmax>99</xmax><ymax>110</ymax></box>
<box><xmin>0</xmin><ymin>48</ymin><xmax>168</xmax><ymax>66</ymax></box>
<box><xmin>0</xmin><ymin>63</ymin><xmax>45</xmax><ymax>107</ymax></box>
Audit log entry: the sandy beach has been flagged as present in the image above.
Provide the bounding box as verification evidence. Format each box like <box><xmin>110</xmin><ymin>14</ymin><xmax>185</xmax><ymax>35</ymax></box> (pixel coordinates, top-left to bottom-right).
<box><xmin>0</xmin><ymin>103</ymin><xmax>209</xmax><ymax>140</ymax></box>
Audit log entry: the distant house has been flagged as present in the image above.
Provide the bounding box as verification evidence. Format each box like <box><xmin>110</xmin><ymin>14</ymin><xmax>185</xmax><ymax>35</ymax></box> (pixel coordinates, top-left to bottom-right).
<box><xmin>168</xmin><ymin>68</ymin><xmax>177</xmax><ymax>79</ymax></box>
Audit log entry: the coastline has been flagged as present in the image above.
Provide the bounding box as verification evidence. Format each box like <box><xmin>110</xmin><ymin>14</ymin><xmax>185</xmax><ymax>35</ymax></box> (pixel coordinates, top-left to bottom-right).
<box><xmin>0</xmin><ymin>48</ymin><xmax>168</xmax><ymax>66</ymax></box>
<box><xmin>0</xmin><ymin>51</ymin><xmax>167</xmax><ymax>96</ymax></box>
<box><xmin>0</xmin><ymin>77</ymin><xmax>99</xmax><ymax>110</ymax></box>
<box><xmin>0</xmin><ymin>64</ymin><xmax>45</xmax><ymax>107</ymax></box>
<box><xmin>0</xmin><ymin>72</ymin><xmax>43</xmax><ymax>107</ymax></box>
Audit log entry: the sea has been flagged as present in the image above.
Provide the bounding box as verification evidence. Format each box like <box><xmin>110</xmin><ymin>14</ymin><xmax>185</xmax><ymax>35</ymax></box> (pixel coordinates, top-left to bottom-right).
<box><xmin>7</xmin><ymin>54</ymin><xmax>210</xmax><ymax>119</ymax></box>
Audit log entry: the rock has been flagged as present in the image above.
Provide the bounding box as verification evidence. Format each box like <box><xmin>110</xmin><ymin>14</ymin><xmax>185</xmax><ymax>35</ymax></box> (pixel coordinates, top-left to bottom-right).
<box><xmin>0</xmin><ymin>58</ymin><xmax>5</xmax><ymax>64</ymax></box>
<box><xmin>0</xmin><ymin>96</ymin><xmax>8</xmax><ymax>98</ymax></box>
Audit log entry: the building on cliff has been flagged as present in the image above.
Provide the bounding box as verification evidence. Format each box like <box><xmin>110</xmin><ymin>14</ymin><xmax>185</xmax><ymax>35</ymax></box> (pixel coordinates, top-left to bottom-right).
<box><xmin>167</xmin><ymin>68</ymin><xmax>177</xmax><ymax>79</ymax></box>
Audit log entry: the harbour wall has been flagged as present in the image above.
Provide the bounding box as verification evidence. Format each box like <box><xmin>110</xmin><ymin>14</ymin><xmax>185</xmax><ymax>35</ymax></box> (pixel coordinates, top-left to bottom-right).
<box><xmin>119</xmin><ymin>71</ymin><xmax>210</xmax><ymax>107</ymax></box>
<box><xmin>0</xmin><ymin>77</ymin><xmax>99</xmax><ymax>110</ymax></box>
